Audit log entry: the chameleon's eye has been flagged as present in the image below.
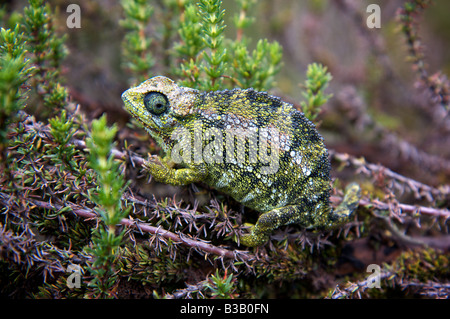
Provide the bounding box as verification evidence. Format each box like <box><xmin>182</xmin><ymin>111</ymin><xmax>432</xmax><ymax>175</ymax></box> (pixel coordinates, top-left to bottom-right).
<box><xmin>143</xmin><ymin>92</ymin><xmax>169</xmax><ymax>115</ymax></box>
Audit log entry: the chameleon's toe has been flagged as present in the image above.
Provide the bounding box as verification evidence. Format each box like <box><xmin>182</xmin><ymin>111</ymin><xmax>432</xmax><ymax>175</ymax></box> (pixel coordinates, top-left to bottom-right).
<box><xmin>237</xmin><ymin>223</ymin><xmax>269</xmax><ymax>247</ymax></box>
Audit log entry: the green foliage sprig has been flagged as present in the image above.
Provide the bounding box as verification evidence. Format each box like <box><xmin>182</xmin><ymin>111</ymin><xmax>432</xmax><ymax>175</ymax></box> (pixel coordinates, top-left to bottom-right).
<box><xmin>86</xmin><ymin>116</ymin><xmax>129</xmax><ymax>298</ymax></box>
<box><xmin>397</xmin><ymin>0</ymin><xmax>449</xmax><ymax>110</ymax></box>
<box><xmin>48</xmin><ymin>110</ymin><xmax>81</xmax><ymax>172</ymax></box>
<box><xmin>230</xmin><ymin>0</ymin><xmax>282</xmax><ymax>90</ymax></box>
<box><xmin>119</xmin><ymin>0</ymin><xmax>283</xmax><ymax>92</ymax></box>
<box><xmin>22</xmin><ymin>0</ymin><xmax>68</xmax><ymax>115</ymax></box>
<box><xmin>300</xmin><ymin>63</ymin><xmax>333</xmax><ymax>121</ymax></box>
<box><xmin>233</xmin><ymin>0</ymin><xmax>256</xmax><ymax>41</ymax></box>
<box><xmin>198</xmin><ymin>0</ymin><xmax>227</xmax><ymax>90</ymax></box>
<box><xmin>175</xmin><ymin>0</ymin><xmax>283</xmax><ymax>91</ymax></box>
<box><xmin>204</xmin><ymin>269</ymin><xmax>238</xmax><ymax>298</ymax></box>
<box><xmin>120</xmin><ymin>0</ymin><xmax>154</xmax><ymax>85</ymax></box>
<box><xmin>176</xmin><ymin>2</ymin><xmax>206</xmax><ymax>86</ymax></box>
<box><xmin>233</xmin><ymin>38</ymin><xmax>283</xmax><ymax>91</ymax></box>
<box><xmin>0</xmin><ymin>26</ymin><xmax>33</xmax><ymax>163</ymax></box>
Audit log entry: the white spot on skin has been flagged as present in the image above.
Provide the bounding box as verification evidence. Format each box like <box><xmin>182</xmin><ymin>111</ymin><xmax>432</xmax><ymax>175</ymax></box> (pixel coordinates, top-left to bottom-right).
<box><xmin>302</xmin><ymin>165</ymin><xmax>311</xmax><ymax>176</ymax></box>
<box><xmin>216</xmin><ymin>173</ymin><xmax>230</xmax><ymax>187</ymax></box>
<box><xmin>293</xmin><ymin>154</ymin><xmax>302</xmax><ymax>165</ymax></box>
<box><xmin>277</xmin><ymin>194</ymin><xmax>289</xmax><ymax>207</ymax></box>
<box><xmin>241</xmin><ymin>192</ymin><xmax>255</xmax><ymax>203</ymax></box>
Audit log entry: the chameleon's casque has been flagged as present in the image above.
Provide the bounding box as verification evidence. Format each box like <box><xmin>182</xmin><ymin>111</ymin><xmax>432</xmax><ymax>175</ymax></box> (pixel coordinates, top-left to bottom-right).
<box><xmin>122</xmin><ymin>76</ymin><xmax>361</xmax><ymax>246</ymax></box>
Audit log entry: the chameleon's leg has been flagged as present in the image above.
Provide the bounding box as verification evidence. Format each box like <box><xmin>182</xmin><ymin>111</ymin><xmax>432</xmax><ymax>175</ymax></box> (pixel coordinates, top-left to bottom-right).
<box><xmin>144</xmin><ymin>155</ymin><xmax>207</xmax><ymax>186</ymax></box>
<box><xmin>328</xmin><ymin>183</ymin><xmax>361</xmax><ymax>225</ymax></box>
<box><xmin>239</xmin><ymin>205</ymin><xmax>304</xmax><ymax>247</ymax></box>
<box><xmin>239</xmin><ymin>183</ymin><xmax>361</xmax><ymax>247</ymax></box>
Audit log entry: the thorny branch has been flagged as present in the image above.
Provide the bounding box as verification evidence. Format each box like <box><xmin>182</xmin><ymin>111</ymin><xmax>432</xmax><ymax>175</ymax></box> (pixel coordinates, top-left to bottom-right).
<box><xmin>329</xmin><ymin>259</ymin><xmax>450</xmax><ymax>299</ymax></box>
<box><xmin>397</xmin><ymin>0</ymin><xmax>450</xmax><ymax>111</ymax></box>
<box><xmin>329</xmin><ymin>270</ymin><xmax>450</xmax><ymax>299</ymax></box>
<box><xmin>330</xmin><ymin>150</ymin><xmax>450</xmax><ymax>203</ymax></box>
<box><xmin>0</xmin><ymin>191</ymin><xmax>251</xmax><ymax>261</ymax></box>
<box><xmin>328</xmin><ymin>271</ymin><xmax>393</xmax><ymax>299</ymax></box>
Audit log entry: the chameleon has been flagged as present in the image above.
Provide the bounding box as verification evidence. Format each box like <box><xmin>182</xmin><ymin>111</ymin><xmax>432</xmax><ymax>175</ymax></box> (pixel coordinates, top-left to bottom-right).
<box><xmin>122</xmin><ymin>76</ymin><xmax>361</xmax><ymax>247</ymax></box>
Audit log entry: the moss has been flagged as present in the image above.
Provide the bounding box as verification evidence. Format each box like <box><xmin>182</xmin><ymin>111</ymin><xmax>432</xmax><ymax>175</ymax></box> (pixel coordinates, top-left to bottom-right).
<box><xmin>392</xmin><ymin>248</ymin><xmax>450</xmax><ymax>283</ymax></box>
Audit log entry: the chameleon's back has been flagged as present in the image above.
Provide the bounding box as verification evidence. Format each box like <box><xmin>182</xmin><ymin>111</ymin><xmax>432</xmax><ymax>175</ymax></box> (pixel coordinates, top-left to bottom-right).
<box><xmin>186</xmin><ymin>88</ymin><xmax>332</xmax><ymax>217</ymax></box>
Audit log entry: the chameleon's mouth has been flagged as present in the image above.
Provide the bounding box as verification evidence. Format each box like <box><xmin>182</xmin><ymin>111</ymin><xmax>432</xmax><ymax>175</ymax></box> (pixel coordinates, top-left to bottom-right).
<box><xmin>121</xmin><ymin>92</ymin><xmax>134</xmax><ymax>113</ymax></box>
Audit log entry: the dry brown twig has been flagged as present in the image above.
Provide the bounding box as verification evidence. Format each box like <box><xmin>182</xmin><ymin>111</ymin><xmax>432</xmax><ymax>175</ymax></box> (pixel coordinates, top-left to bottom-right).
<box><xmin>330</xmin><ymin>150</ymin><xmax>450</xmax><ymax>203</ymax></box>
<box><xmin>328</xmin><ymin>270</ymin><xmax>393</xmax><ymax>299</ymax></box>
<box><xmin>9</xmin><ymin>193</ymin><xmax>252</xmax><ymax>261</ymax></box>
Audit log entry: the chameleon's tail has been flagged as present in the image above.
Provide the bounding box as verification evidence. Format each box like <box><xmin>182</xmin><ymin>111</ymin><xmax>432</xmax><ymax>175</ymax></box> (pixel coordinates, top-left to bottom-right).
<box><xmin>330</xmin><ymin>182</ymin><xmax>361</xmax><ymax>224</ymax></box>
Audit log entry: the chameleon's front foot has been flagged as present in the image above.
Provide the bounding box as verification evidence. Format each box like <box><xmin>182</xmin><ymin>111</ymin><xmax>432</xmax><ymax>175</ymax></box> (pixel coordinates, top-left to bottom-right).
<box><xmin>144</xmin><ymin>155</ymin><xmax>170</xmax><ymax>181</ymax></box>
<box><xmin>237</xmin><ymin>223</ymin><xmax>270</xmax><ymax>247</ymax></box>
<box><xmin>144</xmin><ymin>154</ymin><xmax>207</xmax><ymax>186</ymax></box>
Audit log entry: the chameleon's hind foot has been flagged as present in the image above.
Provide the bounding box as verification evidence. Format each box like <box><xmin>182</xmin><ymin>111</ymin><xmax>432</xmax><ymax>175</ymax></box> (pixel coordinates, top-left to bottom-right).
<box><xmin>237</xmin><ymin>223</ymin><xmax>269</xmax><ymax>247</ymax></box>
<box><xmin>332</xmin><ymin>182</ymin><xmax>361</xmax><ymax>223</ymax></box>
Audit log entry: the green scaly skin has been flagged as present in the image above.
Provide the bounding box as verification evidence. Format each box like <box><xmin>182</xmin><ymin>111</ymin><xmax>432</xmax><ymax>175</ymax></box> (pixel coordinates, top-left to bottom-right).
<box><xmin>122</xmin><ymin>76</ymin><xmax>361</xmax><ymax>247</ymax></box>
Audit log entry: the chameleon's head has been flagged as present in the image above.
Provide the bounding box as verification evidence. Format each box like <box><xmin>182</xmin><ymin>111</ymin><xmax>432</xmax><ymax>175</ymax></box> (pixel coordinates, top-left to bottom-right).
<box><xmin>121</xmin><ymin>76</ymin><xmax>199</xmax><ymax>147</ymax></box>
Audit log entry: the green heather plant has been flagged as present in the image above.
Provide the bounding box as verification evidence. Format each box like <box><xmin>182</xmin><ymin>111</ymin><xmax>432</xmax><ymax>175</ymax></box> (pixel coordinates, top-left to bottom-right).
<box><xmin>22</xmin><ymin>0</ymin><xmax>68</xmax><ymax>116</ymax></box>
<box><xmin>204</xmin><ymin>269</ymin><xmax>238</xmax><ymax>299</ymax></box>
<box><xmin>120</xmin><ymin>0</ymin><xmax>154</xmax><ymax>85</ymax></box>
<box><xmin>175</xmin><ymin>0</ymin><xmax>282</xmax><ymax>91</ymax></box>
<box><xmin>48</xmin><ymin>110</ymin><xmax>81</xmax><ymax>172</ymax></box>
<box><xmin>175</xmin><ymin>2</ymin><xmax>204</xmax><ymax>83</ymax></box>
<box><xmin>0</xmin><ymin>26</ymin><xmax>33</xmax><ymax>164</ymax></box>
<box><xmin>397</xmin><ymin>0</ymin><xmax>449</xmax><ymax>110</ymax></box>
<box><xmin>300</xmin><ymin>63</ymin><xmax>333</xmax><ymax>121</ymax></box>
<box><xmin>197</xmin><ymin>0</ymin><xmax>227</xmax><ymax>90</ymax></box>
<box><xmin>86</xmin><ymin>116</ymin><xmax>130</xmax><ymax>298</ymax></box>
